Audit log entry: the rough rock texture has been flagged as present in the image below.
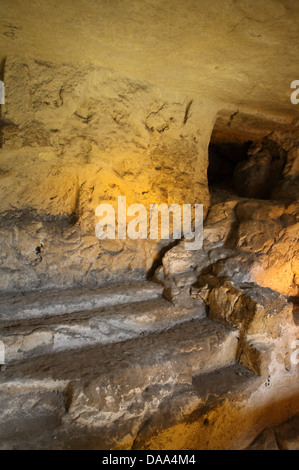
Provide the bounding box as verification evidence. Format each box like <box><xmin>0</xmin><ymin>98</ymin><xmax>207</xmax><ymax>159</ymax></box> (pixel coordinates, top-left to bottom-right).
<box><xmin>272</xmin><ymin>137</ymin><xmax>299</xmax><ymax>202</ymax></box>
<box><xmin>1</xmin><ymin>0</ymin><xmax>299</xmax><ymax>291</ymax></box>
<box><xmin>0</xmin><ymin>57</ymin><xmax>214</xmax><ymax>290</ymax></box>
<box><xmin>2</xmin><ymin>0</ymin><xmax>299</xmax><ymax>123</ymax></box>
<box><xmin>248</xmin><ymin>414</ymin><xmax>299</xmax><ymax>450</ymax></box>
<box><xmin>233</xmin><ymin>140</ymin><xmax>287</xmax><ymax>198</ymax></box>
<box><xmin>0</xmin><ymin>281</ymin><xmax>298</xmax><ymax>450</ymax></box>
<box><xmin>159</xmin><ymin>195</ymin><xmax>299</xmax><ymax>298</ymax></box>
<box><xmin>228</xmin><ymin>197</ymin><xmax>299</xmax><ymax>297</ymax></box>
<box><xmin>1</xmin><ymin>0</ymin><xmax>299</xmax><ymax>451</ymax></box>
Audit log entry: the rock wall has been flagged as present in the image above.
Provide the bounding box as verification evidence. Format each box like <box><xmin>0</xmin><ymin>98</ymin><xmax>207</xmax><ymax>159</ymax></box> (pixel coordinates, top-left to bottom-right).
<box><xmin>158</xmin><ymin>195</ymin><xmax>299</xmax><ymax>299</ymax></box>
<box><xmin>0</xmin><ymin>57</ymin><xmax>215</xmax><ymax>291</ymax></box>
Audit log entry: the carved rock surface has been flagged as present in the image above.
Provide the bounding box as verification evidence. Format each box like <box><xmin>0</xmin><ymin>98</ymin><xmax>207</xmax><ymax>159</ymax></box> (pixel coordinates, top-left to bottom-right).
<box><xmin>0</xmin><ymin>57</ymin><xmax>214</xmax><ymax>291</ymax></box>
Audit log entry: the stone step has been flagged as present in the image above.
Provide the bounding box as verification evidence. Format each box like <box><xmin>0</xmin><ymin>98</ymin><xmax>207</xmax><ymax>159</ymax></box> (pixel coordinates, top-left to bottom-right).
<box><xmin>1</xmin><ymin>318</ymin><xmax>238</xmax><ymax>380</ymax></box>
<box><xmin>1</xmin><ymin>297</ymin><xmax>206</xmax><ymax>364</ymax></box>
<box><xmin>0</xmin><ymin>281</ymin><xmax>163</xmax><ymax>322</ymax></box>
<box><xmin>132</xmin><ymin>364</ymin><xmax>260</xmax><ymax>450</ymax></box>
<box><xmin>0</xmin><ymin>318</ymin><xmax>239</xmax><ymax>449</ymax></box>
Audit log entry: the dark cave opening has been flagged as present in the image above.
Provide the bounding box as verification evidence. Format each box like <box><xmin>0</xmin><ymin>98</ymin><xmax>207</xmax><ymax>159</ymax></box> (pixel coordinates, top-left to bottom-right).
<box><xmin>208</xmin><ymin>141</ymin><xmax>251</xmax><ymax>192</ymax></box>
<box><xmin>208</xmin><ymin>138</ymin><xmax>287</xmax><ymax>200</ymax></box>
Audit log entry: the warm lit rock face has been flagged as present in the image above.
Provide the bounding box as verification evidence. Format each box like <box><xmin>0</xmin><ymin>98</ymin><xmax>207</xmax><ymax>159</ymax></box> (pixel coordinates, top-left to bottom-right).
<box><xmin>1</xmin><ymin>0</ymin><xmax>299</xmax><ymax>290</ymax></box>
<box><xmin>1</xmin><ymin>0</ymin><xmax>299</xmax><ymax>120</ymax></box>
<box><xmin>0</xmin><ymin>57</ymin><xmax>213</xmax><ymax>290</ymax></box>
<box><xmin>0</xmin><ymin>0</ymin><xmax>299</xmax><ymax>452</ymax></box>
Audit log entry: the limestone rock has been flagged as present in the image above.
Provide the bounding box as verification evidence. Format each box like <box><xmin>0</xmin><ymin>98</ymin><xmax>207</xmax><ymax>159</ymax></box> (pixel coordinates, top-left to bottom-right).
<box><xmin>0</xmin><ymin>56</ymin><xmax>215</xmax><ymax>290</ymax></box>
<box><xmin>233</xmin><ymin>140</ymin><xmax>286</xmax><ymax>199</ymax></box>
<box><xmin>231</xmin><ymin>200</ymin><xmax>299</xmax><ymax>296</ymax></box>
<box><xmin>203</xmin><ymin>199</ymin><xmax>239</xmax><ymax>249</ymax></box>
<box><xmin>161</xmin><ymin>241</ymin><xmax>208</xmax><ymax>277</ymax></box>
<box><xmin>206</xmin><ymin>277</ymin><xmax>294</xmax><ymax>338</ymax></box>
<box><xmin>272</xmin><ymin>146</ymin><xmax>299</xmax><ymax>202</ymax></box>
<box><xmin>234</xmin><ymin>148</ymin><xmax>272</xmax><ymax>198</ymax></box>
<box><xmin>247</xmin><ymin>428</ymin><xmax>280</xmax><ymax>450</ymax></box>
<box><xmin>248</xmin><ymin>414</ymin><xmax>299</xmax><ymax>450</ymax></box>
<box><xmin>1</xmin><ymin>0</ymin><xmax>299</xmax><ymax>451</ymax></box>
<box><xmin>2</xmin><ymin>0</ymin><xmax>299</xmax><ymax>122</ymax></box>
<box><xmin>0</xmin><ymin>317</ymin><xmax>239</xmax><ymax>449</ymax></box>
<box><xmin>193</xmin><ymin>273</ymin><xmax>297</xmax><ymax>375</ymax></box>
<box><xmin>275</xmin><ymin>415</ymin><xmax>299</xmax><ymax>450</ymax></box>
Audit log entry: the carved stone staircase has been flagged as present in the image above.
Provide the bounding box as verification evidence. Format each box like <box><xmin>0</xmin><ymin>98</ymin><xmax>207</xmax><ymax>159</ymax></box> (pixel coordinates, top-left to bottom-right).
<box><xmin>0</xmin><ymin>281</ymin><xmax>297</xmax><ymax>450</ymax></box>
